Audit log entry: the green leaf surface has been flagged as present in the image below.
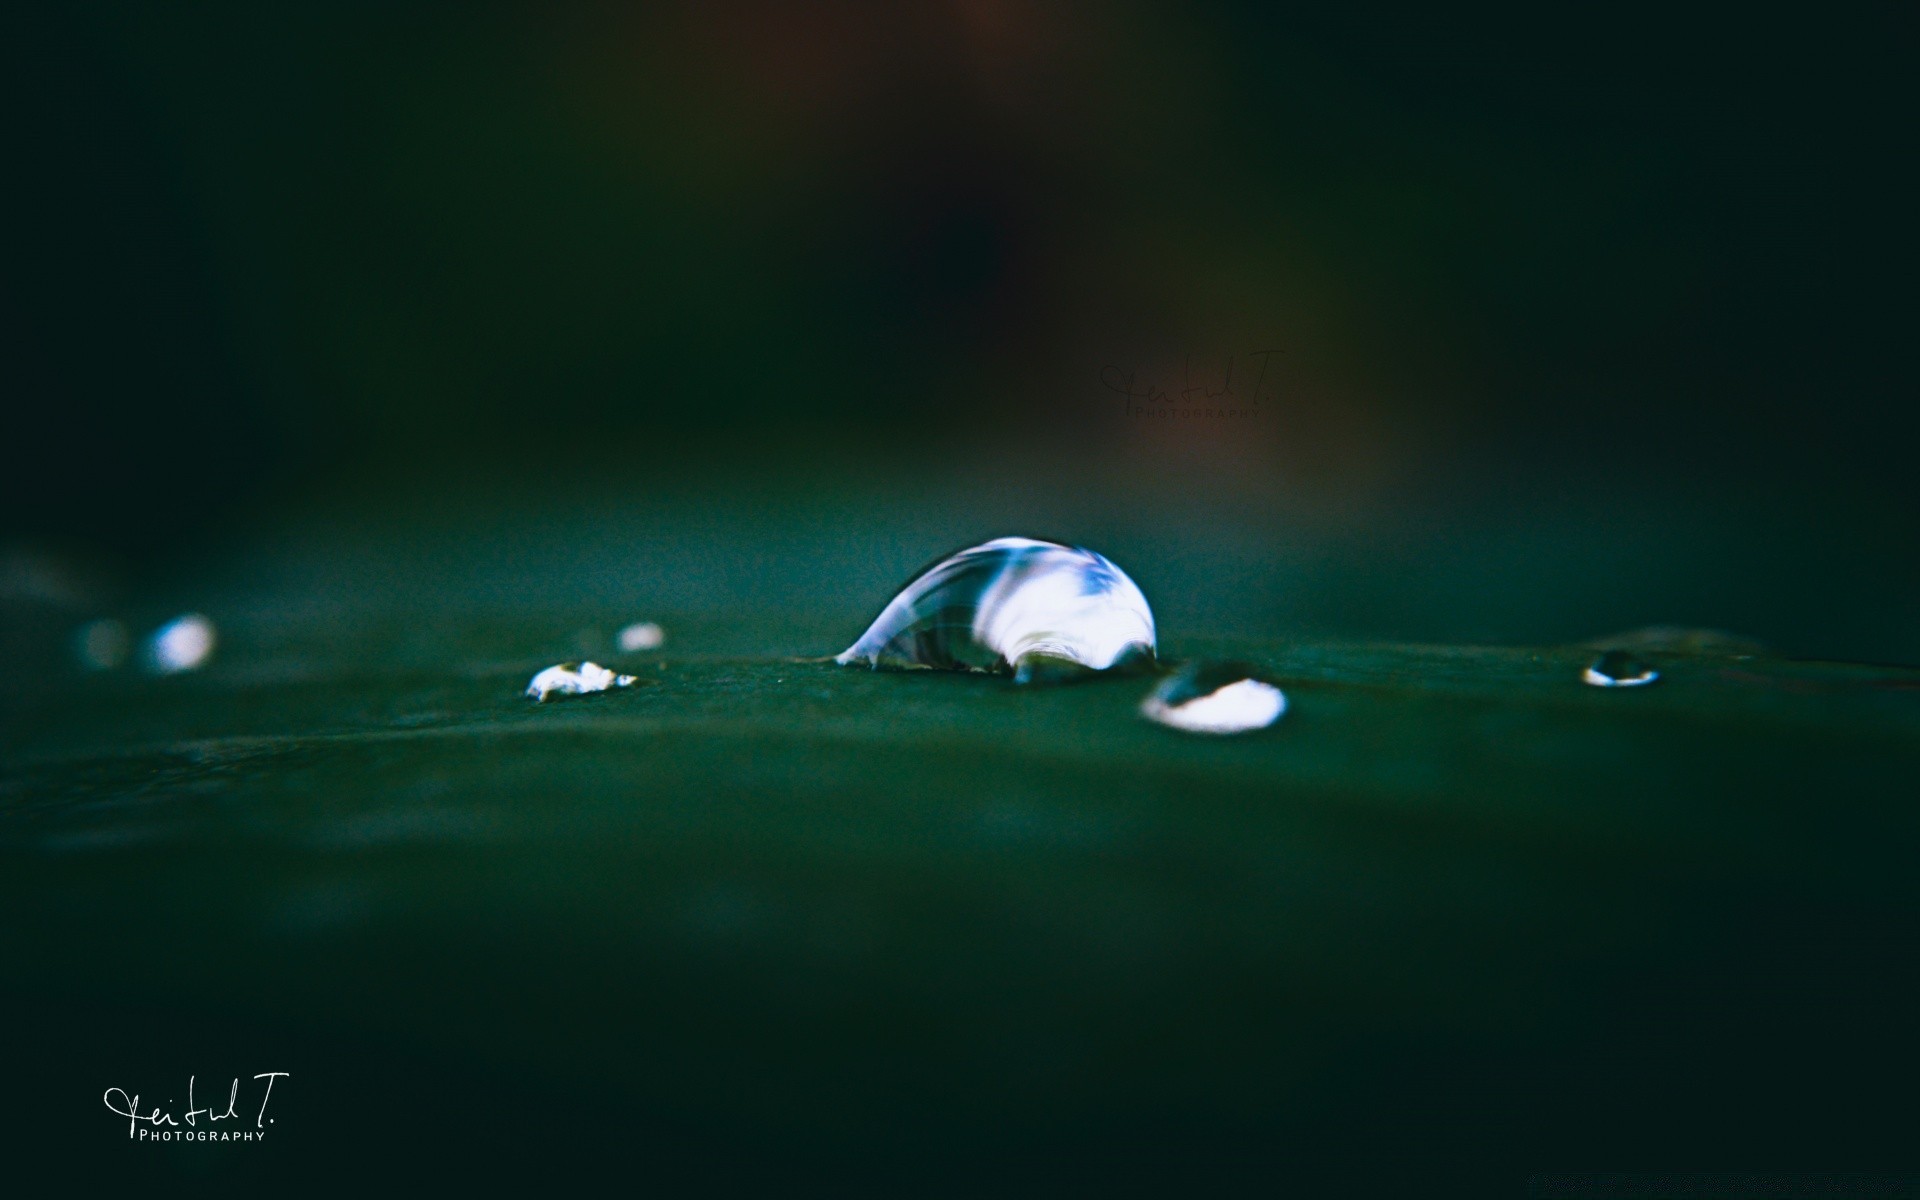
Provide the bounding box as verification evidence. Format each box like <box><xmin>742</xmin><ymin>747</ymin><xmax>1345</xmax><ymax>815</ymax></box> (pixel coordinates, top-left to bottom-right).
<box><xmin>4</xmin><ymin>618</ymin><xmax>1914</xmax><ymax>1187</ymax></box>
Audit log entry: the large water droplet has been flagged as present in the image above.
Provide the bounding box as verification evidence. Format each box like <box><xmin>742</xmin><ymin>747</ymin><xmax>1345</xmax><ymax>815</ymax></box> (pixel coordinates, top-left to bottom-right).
<box><xmin>1583</xmin><ymin>650</ymin><xmax>1658</xmax><ymax>688</ymax></box>
<box><xmin>835</xmin><ymin>537</ymin><xmax>1156</xmax><ymax>683</ymax></box>
<box><xmin>526</xmin><ymin>661</ymin><xmax>637</xmax><ymax>702</ymax></box>
<box><xmin>1140</xmin><ymin>660</ymin><xmax>1285</xmax><ymax>734</ymax></box>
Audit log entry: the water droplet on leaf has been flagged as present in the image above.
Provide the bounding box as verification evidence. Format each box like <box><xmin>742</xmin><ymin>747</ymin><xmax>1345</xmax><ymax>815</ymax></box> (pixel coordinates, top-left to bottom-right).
<box><xmin>1583</xmin><ymin>650</ymin><xmax>1658</xmax><ymax>688</ymax></box>
<box><xmin>1140</xmin><ymin>661</ymin><xmax>1285</xmax><ymax>734</ymax></box>
<box><xmin>75</xmin><ymin>618</ymin><xmax>131</xmax><ymax>670</ymax></box>
<box><xmin>617</xmin><ymin>621</ymin><xmax>664</xmax><ymax>652</ymax></box>
<box><xmin>836</xmin><ymin>537</ymin><xmax>1156</xmax><ymax>683</ymax></box>
<box><xmin>526</xmin><ymin>661</ymin><xmax>637</xmax><ymax>702</ymax></box>
<box><xmin>145</xmin><ymin>614</ymin><xmax>216</xmax><ymax>674</ymax></box>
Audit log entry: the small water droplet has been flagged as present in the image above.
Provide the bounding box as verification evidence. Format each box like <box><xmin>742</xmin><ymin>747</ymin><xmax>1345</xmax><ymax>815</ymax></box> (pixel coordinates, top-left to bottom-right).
<box><xmin>1583</xmin><ymin>650</ymin><xmax>1658</xmax><ymax>688</ymax></box>
<box><xmin>617</xmin><ymin>621</ymin><xmax>664</xmax><ymax>652</ymax></box>
<box><xmin>145</xmin><ymin>614</ymin><xmax>216</xmax><ymax>674</ymax></box>
<box><xmin>1140</xmin><ymin>661</ymin><xmax>1285</xmax><ymax>734</ymax></box>
<box><xmin>75</xmin><ymin>618</ymin><xmax>131</xmax><ymax>670</ymax></box>
<box><xmin>836</xmin><ymin>537</ymin><xmax>1156</xmax><ymax>683</ymax></box>
<box><xmin>526</xmin><ymin>661</ymin><xmax>638</xmax><ymax>702</ymax></box>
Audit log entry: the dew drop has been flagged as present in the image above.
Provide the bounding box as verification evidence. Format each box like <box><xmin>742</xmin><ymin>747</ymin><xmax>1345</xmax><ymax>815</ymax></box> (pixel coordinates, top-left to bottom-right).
<box><xmin>75</xmin><ymin>618</ymin><xmax>131</xmax><ymax>670</ymax></box>
<box><xmin>145</xmin><ymin>614</ymin><xmax>216</xmax><ymax>674</ymax></box>
<box><xmin>836</xmin><ymin>537</ymin><xmax>1156</xmax><ymax>683</ymax></box>
<box><xmin>526</xmin><ymin>661</ymin><xmax>638</xmax><ymax>702</ymax></box>
<box><xmin>617</xmin><ymin>621</ymin><xmax>665</xmax><ymax>652</ymax></box>
<box><xmin>1140</xmin><ymin>661</ymin><xmax>1285</xmax><ymax>734</ymax></box>
<box><xmin>1583</xmin><ymin>650</ymin><xmax>1659</xmax><ymax>688</ymax></box>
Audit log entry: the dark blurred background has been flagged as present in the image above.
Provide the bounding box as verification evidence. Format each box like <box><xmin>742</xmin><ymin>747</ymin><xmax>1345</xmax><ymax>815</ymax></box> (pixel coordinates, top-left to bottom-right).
<box><xmin>4</xmin><ymin>0</ymin><xmax>1915</xmax><ymax>658</ymax></box>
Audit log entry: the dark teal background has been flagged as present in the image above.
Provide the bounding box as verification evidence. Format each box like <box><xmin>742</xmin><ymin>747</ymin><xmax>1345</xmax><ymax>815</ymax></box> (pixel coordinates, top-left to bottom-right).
<box><xmin>3</xmin><ymin>1</ymin><xmax>1914</xmax><ymax>661</ymax></box>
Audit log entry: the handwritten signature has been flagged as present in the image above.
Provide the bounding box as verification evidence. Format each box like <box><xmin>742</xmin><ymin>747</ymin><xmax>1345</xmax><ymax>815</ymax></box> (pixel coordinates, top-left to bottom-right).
<box><xmin>1100</xmin><ymin>350</ymin><xmax>1281</xmax><ymax>412</ymax></box>
<box><xmin>103</xmin><ymin>1073</ymin><xmax>288</xmax><ymax>1138</ymax></box>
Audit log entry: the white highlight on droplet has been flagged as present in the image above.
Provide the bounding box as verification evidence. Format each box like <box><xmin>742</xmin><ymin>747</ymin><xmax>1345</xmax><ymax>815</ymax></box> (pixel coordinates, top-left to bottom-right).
<box><xmin>617</xmin><ymin>621</ymin><xmax>664</xmax><ymax>652</ymax></box>
<box><xmin>1582</xmin><ymin>664</ymin><xmax>1658</xmax><ymax>687</ymax></box>
<box><xmin>75</xmin><ymin>618</ymin><xmax>131</xmax><ymax>670</ymax></box>
<box><xmin>972</xmin><ymin>542</ymin><xmax>1153</xmax><ymax>672</ymax></box>
<box><xmin>526</xmin><ymin>661</ymin><xmax>637</xmax><ymax>702</ymax></box>
<box><xmin>145</xmin><ymin>614</ymin><xmax>217</xmax><ymax>674</ymax></box>
<box><xmin>1141</xmin><ymin>677</ymin><xmax>1285</xmax><ymax>734</ymax></box>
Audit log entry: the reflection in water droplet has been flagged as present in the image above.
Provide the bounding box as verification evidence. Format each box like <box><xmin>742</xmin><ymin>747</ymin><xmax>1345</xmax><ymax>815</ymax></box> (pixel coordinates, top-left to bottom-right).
<box><xmin>145</xmin><ymin>613</ymin><xmax>216</xmax><ymax>674</ymax></box>
<box><xmin>1140</xmin><ymin>660</ymin><xmax>1285</xmax><ymax>734</ymax></box>
<box><xmin>1583</xmin><ymin>650</ymin><xmax>1659</xmax><ymax>688</ymax></box>
<box><xmin>836</xmin><ymin>537</ymin><xmax>1156</xmax><ymax>684</ymax></box>
<box><xmin>526</xmin><ymin>660</ymin><xmax>637</xmax><ymax>702</ymax></box>
<box><xmin>75</xmin><ymin>618</ymin><xmax>131</xmax><ymax>670</ymax></box>
<box><xmin>617</xmin><ymin>621</ymin><xmax>665</xmax><ymax>652</ymax></box>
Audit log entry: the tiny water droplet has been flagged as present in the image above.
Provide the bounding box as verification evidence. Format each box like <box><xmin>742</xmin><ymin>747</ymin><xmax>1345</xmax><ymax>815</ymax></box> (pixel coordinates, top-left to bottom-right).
<box><xmin>145</xmin><ymin>614</ymin><xmax>216</xmax><ymax>674</ymax></box>
<box><xmin>75</xmin><ymin>618</ymin><xmax>131</xmax><ymax>670</ymax></box>
<box><xmin>1140</xmin><ymin>661</ymin><xmax>1285</xmax><ymax>734</ymax></box>
<box><xmin>836</xmin><ymin>537</ymin><xmax>1156</xmax><ymax>683</ymax></box>
<box><xmin>1583</xmin><ymin>650</ymin><xmax>1658</xmax><ymax>688</ymax></box>
<box><xmin>526</xmin><ymin>661</ymin><xmax>638</xmax><ymax>702</ymax></box>
<box><xmin>617</xmin><ymin>621</ymin><xmax>664</xmax><ymax>652</ymax></box>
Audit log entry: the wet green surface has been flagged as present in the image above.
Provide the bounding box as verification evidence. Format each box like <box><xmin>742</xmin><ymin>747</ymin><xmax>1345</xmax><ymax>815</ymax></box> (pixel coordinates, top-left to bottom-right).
<box><xmin>3</xmin><ymin>615</ymin><xmax>1914</xmax><ymax>1191</ymax></box>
